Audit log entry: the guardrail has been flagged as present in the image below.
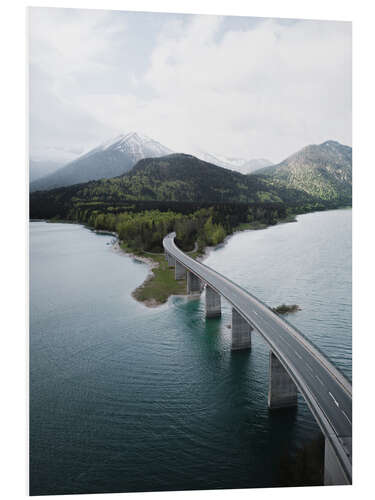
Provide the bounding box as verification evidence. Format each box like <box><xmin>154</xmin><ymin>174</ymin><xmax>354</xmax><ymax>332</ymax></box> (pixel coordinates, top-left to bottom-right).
<box><xmin>163</xmin><ymin>232</ymin><xmax>352</xmax><ymax>484</ymax></box>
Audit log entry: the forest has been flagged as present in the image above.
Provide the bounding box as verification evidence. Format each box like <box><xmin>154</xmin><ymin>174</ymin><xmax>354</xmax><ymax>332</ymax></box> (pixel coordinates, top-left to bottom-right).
<box><xmin>85</xmin><ymin>205</ymin><xmax>284</xmax><ymax>252</ymax></box>
<box><xmin>29</xmin><ymin>151</ymin><xmax>350</xmax><ymax>253</ymax></box>
<box><xmin>30</xmin><ymin>195</ymin><xmax>340</xmax><ymax>253</ymax></box>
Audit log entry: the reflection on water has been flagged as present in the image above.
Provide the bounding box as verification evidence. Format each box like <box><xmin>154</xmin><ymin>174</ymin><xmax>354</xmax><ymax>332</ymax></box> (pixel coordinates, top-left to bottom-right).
<box><xmin>30</xmin><ymin>209</ymin><xmax>351</xmax><ymax>495</ymax></box>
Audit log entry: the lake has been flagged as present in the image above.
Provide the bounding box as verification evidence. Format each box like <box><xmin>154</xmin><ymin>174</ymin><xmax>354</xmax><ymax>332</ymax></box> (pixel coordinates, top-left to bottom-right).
<box><xmin>29</xmin><ymin>209</ymin><xmax>351</xmax><ymax>495</ymax></box>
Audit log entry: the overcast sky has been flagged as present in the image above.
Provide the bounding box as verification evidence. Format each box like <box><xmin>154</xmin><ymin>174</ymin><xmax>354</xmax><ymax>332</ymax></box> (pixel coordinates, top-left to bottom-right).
<box><xmin>29</xmin><ymin>7</ymin><xmax>351</xmax><ymax>164</ymax></box>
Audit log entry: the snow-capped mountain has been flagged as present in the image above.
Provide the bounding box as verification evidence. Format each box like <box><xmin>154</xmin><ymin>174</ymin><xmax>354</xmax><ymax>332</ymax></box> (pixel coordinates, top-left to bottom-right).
<box><xmin>193</xmin><ymin>151</ymin><xmax>273</xmax><ymax>174</ymax></box>
<box><xmin>83</xmin><ymin>132</ymin><xmax>173</xmax><ymax>162</ymax></box>
<box><xmin>29</xmin><ymin>131</ymin><xmax>275</xmax><ymax>192</ymax></box>
<box><xmin>30</xmin><ymin>132</ymin><xmax>173</xmax><ymax>192</ymax></box>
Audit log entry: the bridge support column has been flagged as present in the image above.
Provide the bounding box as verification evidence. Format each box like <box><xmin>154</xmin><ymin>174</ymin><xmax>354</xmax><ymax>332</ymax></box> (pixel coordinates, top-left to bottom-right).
<box><xmin>175</xmin><ymin>261</ymin><xmax>186</xmax><ymax>280</ymax></box>
<box><xmin>205</xmin><ymin>285</ymin><xmax>221</xmax><ymax>318</ymax></box>
<box><xmin>324</xmin><ymin>438</ymin><xmax>351</xmax><ymax>485</ymax></box>
<box><xmin>187</xmin><ymin>271</ymin><xmax>201</xmax><ymax>294</ymax></box>
<box><xmin>268</xmin><ymin>351</ymin><xmax>297</xmax><ymax>408</ymax></box>
<box><xmin>232</xmin><ymin>308</ymin><xmax>252</xmax><ymax>350</ymax></box>
<box><xmin>166</xmin><ymin>253</ymin><xmax>175</xmax><ymax>268</ymax></box>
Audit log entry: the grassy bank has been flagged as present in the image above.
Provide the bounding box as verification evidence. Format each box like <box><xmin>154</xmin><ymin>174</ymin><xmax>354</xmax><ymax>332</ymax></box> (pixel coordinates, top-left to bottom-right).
<box><xmin>120</xmin><ymin>243</ymin><xmax>204</xmax><ymax>307</ymax></box>
<box><xmin>130</xmin><ymin>252</ymin><xmax>186</xmax><ymax>306</ymax></box>
<box><xmin>121</xmin><ymin>213</ymin><xmax>300</xmax><ymax>308</ymax></box>
<box><xmin>235</xmin><ymin>213</ymin><xmax>297</xmax><ymax>232</ymax></box>
<box><xmin>40</xmin><ymin>204</ymin><xmax>348</xmax><ymax>308</ymax></box>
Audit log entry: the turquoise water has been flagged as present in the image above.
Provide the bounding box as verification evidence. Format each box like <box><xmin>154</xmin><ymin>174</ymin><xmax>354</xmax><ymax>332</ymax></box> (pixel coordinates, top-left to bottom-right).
<box><xmin>29</xmin><ymin>209</ymin><xmax>351</xmax><ymax>495</ymax></box>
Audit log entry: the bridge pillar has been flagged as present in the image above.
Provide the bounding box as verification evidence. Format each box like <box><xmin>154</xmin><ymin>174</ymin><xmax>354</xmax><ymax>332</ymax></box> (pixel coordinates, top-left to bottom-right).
<box><xmin>166</xmin><ymin>253</ymin><xmax>175</xmax><ymax>268</ymax></box>
<box><xmin>187</xmin><ymin>271</ymin><xmax>201</xmax><ymax>294</ymax></box>
<box><xmin>205</xmin><ymin>285</ymin><xmax>221</xmax><ymax>318</ymax></box>
<box><xmin>324</xmin><ymin>438</ymin><xmax>351</xmax><ymax>485</ymax></box>
<box><xmin>268</xmin><ymin>351</ymin><xmax>297</xmax><ymax>408</ymax></box>
<box><xmin>232</xmin><ymin>308</ymin><xmax>252</xmax><ymax>350</ymax></box>
<box><xmin>175</xmin><ymin>261</ymin><xmax>186</xmax><ymax>280</ymax></box>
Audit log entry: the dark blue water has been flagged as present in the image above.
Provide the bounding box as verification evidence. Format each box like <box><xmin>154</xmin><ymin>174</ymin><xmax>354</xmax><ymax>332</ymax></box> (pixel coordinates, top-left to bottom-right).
<box><xmin>29</xmin><ymin>209</ymin><xmax>351</xmax><ymax>495</ymax></box>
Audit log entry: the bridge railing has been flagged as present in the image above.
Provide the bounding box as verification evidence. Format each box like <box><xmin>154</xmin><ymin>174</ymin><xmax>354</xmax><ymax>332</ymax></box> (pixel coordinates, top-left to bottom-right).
<box><xmin>165</xmin><ymin>233</ymin><xmax>352</xmax><ymax>398</ymax></box>
<box><xmin>163</xmin><ymin>232</ymin><xmax>352</xmax><ymax>484</ymax></box>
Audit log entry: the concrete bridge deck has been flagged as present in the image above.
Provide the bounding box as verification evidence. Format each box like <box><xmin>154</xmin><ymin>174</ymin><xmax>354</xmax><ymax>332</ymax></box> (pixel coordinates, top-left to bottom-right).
<box><xmin>163</xmin><ymin>232</ymin><xmax>352</xmax><ymax>485</ymax></box>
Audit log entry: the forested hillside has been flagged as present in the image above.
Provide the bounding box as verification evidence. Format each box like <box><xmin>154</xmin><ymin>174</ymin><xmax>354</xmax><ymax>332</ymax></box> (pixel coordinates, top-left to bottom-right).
<box><xmin>253</xmin><ymin>140</ymin><xmax>352</xmax><ymax>202</ymax></box>
<box><xmin>30</xmin><ymin>153</ymin><xmax>319</xmax><ymax>208</ymax></box>
<box><xmin>30</xmin><ymin>151</ymin><xmax>351</xmax><ymax>253</ymax></box>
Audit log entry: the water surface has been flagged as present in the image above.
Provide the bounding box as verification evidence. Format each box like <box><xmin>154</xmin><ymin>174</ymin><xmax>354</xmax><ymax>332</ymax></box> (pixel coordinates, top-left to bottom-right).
<box><xmin>29</xmin><ymin>209</ymin><xmax>351</xmax><ymax>495</ymax></box>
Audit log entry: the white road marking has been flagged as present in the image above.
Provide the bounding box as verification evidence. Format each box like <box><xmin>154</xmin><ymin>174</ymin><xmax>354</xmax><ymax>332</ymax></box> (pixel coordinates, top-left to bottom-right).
<box><xmin>342</xmin><ymin>410</ymin><xmax>352</xmax><ymax>425</ymax></box>
<box><xmin>329</xmin><ymin>392</ymin><xmax>340</xmax><ymax>407</ymax></box>
<box><xmin>166</xmin><ymin>240</ymin><xmax>353</xmax><ymax>421</ymax></box>
<box><xmin>306</xmin><ymin>363</ymin><xmax>313</xmax><ymax>372</ymax></box>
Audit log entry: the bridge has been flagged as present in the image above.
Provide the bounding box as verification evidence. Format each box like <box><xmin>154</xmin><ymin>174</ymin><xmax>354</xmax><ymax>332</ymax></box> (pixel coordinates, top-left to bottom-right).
<box><xmin>163</xmin><ymin>232</ymin><xmax>352</xmax><ymax>486</ymax></box>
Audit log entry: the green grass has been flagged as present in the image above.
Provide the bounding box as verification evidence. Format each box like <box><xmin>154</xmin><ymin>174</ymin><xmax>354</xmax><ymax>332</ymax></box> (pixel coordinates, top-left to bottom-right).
<box><xmin>130</xmin><ymin>252</ymin><xmax>187</xmax><ymax>306</ymax></box>
<box><xmin>235</xmin><ymin>214</ymin><xmax>297</xmax><ymax>232</ymax></box>
<box><xmin>121</xmin><ymin>212</ymin><xmax>298</xmax><ymax>308</ymax></box>
<box><xmin>235</xmin><ymin>221</ymin><xmax>269</xmax><ymax>231</ymax></box>
<box><xmin>280</xmin><ymin>214</ymin><xmax>298</xmax><ymax>223</ymax></box>
<box><xmin>119</xmin><ymin>242</ymin><xmax>205</xmax><ymax>306</ymax></box>
<box><xmin>122</xmin><ymin>215</ymin><xmax>298</xmax><ymax>307</ymax></box>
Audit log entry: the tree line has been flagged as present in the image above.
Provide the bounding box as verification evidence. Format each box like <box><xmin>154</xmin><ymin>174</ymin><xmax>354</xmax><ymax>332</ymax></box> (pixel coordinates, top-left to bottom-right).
<box><xmin>82</xmin><ymin>205</ymin><xmax>284</xmax><ymax>252</ymax></box>
<box><xmin>30</xmin><ymin>186</ymin><xmax>345</xmax><ymax>253</ymax></box>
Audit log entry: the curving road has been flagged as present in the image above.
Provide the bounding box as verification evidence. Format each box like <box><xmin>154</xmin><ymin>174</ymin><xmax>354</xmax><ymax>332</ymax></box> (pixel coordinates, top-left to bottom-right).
<box><xmin>163</xmin><ymin>232</ymin><xmax>352</xmax><ymax>484</ymax></box>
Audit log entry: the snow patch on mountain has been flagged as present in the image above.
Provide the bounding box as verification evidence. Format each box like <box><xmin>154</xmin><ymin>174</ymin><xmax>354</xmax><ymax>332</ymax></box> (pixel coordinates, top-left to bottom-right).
<box><xmin>83</xmin><ymin>131</ymin><xmax>173</xmax><ymax>161</ymax></box>
<box><xmin>193</xmin><ymin>151</ymin><xmax>273</xmax><ymax>174</ymax></box>
<box><xmin>30</xmin><ymin>132</ymin><xmax>174</xmax><ymax>192</ymax></box>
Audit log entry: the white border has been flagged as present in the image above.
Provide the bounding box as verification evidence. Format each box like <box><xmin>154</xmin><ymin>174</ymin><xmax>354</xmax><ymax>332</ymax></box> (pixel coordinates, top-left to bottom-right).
<box><xmin>1</xmin><ymin>1</ymin><xmax>373</xmax><ymax>499</ymax></box>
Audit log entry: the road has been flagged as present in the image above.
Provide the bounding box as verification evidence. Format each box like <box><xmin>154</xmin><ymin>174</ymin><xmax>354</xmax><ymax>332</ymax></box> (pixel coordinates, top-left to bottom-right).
<box><xmin>163</xmin><ymin>232</ymin><xmax>352</xmax><ymax>483</ymax></box>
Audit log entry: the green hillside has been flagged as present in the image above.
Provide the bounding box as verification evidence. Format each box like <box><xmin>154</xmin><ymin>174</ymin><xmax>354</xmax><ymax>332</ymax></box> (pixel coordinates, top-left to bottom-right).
<box><xmin>253</xmin><ymin>140</ymin><xmax>352</xmax><ymax>202</ymax></box>
<box><xmin>29</xmin><ymin>146</ymin><xmax>352</xmax><ymax>307</ymax></box>
<box><xmin>30</xmin><ymin>153</ymin><xmax>318</xmax><ymax>212</ymax></box>
<box><xmin>30</xmin><ymin>149</ymin><xmax>352</xmax><ymax>257</ymax></box>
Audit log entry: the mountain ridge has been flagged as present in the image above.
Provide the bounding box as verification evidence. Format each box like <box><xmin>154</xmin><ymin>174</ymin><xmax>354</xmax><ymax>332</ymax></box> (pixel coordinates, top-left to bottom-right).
<box><xmin>29</xmin><ymin>132</ymin><xmax>173</xmax><ymax>192</ymax></box>
<box><xmin>193</xmin><ymin>151</ymin><xmax>273</xmax><ymax>174</ymax></box>
<box><xmin>30</xmin><ymin>132</ymin><xmax>275</xmax><ymax>190</ymax></box>
<box><xmin>29</xmin><ymin>159</ymin><xmax>65</xmax><ymax>182</ymax></box>
<box><xmin>252</xmin><ymin>140</ymin><xmax>352</xmax><ymax>202</ymax></box>
<box><xmin>30</xmin><ymin>153</ymin><xmax>329</xmax><ymax>224</ymax></box>
<box><xmin>30</xmin><ymin>136</ymin><xmax>352</xmax><ymax>207</ymax></box>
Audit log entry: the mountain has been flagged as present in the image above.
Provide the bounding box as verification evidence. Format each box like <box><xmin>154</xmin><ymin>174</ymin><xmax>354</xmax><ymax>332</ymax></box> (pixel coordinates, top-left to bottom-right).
<box><xmin>243</xmin><ymin>158</ymin><xmax>274</xmax><ymax>173</ymax></box>
<box><xmin>194</xmin><ymin>151</ymin><xmax>273</xmax><ymax>174</ymax></box>
<box><xmin>122</xmin><ymin>154</ymin><xmax>283</xmax><ymax>202</ymax></box>
<box><xmin>29</xmin><ymin>159</ymin><xmax>65</xmax><ymax>182</ymax></box>
<box><xmin>30</xmin><ymin>140</ymin><xmax>352</xmax><ymax>223</ymax></box>
<box><xmin>253</xmin><ymin>140</ymin><xmax>352</xmax><ymax>202</ymax></box>
<box><xmin>30</xmin><ymin>132</ymin><xmax>173</xmax><ymax>192</ymax></box>
<box><xmin>30</xmin><ymin>153</ymin><xmax>325</xmax><ymax>220</ymax></box>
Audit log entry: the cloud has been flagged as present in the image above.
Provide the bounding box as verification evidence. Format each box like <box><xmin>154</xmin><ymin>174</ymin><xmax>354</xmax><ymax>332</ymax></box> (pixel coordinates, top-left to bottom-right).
<box><xmin>29</xmin><ymin>8</ymin><xmax>351</xmax><ymax>164</ymax></box>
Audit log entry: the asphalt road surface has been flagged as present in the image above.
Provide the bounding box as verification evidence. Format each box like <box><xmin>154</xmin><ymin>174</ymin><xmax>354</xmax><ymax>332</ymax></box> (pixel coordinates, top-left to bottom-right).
<box><xmin>163</xmin><ymin>233</ymin><xmax>352</xmax><ymax>481</ymax></box>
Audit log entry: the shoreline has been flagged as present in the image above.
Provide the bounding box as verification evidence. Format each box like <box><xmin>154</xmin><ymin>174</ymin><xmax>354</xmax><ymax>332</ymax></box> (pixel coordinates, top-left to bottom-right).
<box><xmin>30</xmin><ymin>206</ymin><xmax>350</xmax><ymax>308</ymax></box>
<box><xmin>112</xmin><ymin>241</ymin><xmax>164</xmax><ymax>308</ymax></box>
<box><xmin>115</xmin><ymin>241</ymin><xmax>188</xmax><ymax>308</ymax></box>
<box><xmin>121</xmin><ymin>214</ymin><xmax>299</xmax><ymax>306</ymax></box>
<box><xmin>197</xmin><ymin>213</ymin><xmax>298</xmax><ymax>262</ymax></box>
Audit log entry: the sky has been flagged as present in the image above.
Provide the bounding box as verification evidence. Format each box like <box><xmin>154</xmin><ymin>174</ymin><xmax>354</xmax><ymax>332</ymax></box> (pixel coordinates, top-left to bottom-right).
<box><xmin>29</xmin><ymin>7</ymin><xmax>352</xmax><ymax>165</ymax></box>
